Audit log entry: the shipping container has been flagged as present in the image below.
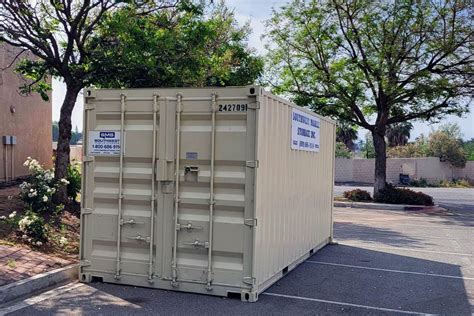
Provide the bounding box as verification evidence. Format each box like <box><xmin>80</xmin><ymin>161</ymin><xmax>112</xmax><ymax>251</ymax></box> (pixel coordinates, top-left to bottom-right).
<box><xmin>79</xmin><ymin>86</ymin><xmax>335</xmax><ymax>302</ymax></box>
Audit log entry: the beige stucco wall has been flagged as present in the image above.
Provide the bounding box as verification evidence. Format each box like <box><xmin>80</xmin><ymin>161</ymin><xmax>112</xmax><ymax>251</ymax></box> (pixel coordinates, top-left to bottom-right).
<box><xmin>0</xmin><ymin>43</ymin><xmax>52</xmax><ymax>181</ymax></box>
<box><xmin>336</xmin><ymin>157</ymin><xmax>473</xmax><ymax>184</ymax></box>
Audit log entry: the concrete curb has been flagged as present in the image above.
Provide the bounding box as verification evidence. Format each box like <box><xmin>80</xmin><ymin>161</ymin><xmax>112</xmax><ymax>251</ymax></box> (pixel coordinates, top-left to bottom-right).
<box><xmin>0</xmin><ymin>264</ymin><xmax>78</xmax><ymax>304</ymax></box>
<box><xmin>334</xmin><ymin>201</ymin><xmax>440</xmax><ymax>211</ymax></box>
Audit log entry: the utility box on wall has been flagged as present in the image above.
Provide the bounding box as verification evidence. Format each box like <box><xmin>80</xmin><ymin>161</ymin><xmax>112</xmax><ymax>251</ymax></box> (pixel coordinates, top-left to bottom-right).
<box><xmin>79</xmin><ymin>86</ymin><xmax>336</xmax><ymax>302</ymax></box>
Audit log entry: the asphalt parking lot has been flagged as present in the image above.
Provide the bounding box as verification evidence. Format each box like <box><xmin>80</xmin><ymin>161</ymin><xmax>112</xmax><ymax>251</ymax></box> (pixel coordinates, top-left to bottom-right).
<box><xmin>2</xmin><ymin>205</ymin><xmax>473</xmax><ymax>315</ymax></box>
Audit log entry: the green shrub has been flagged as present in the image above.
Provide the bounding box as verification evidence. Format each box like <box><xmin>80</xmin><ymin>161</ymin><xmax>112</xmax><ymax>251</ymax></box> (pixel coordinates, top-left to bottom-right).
<box><xmin>439</xmin><ymin>179</ymin><xmax>472</xmax><ymax>188</ymax></box>
<box><xmin>410</xmin><ymin>178</ymin><xmax>429</xmax><ymax>187</ymax></box>
<box><xmin>375</xmin><ymin>184</ymin><xmax>433</xmax><ymax>206</ymax></box>
<box><xmin>66</xmin><ymin>162</ymin><xmax>81</xmax><ymax>201</ymax></box>
<box><xmin>335</xmin><ymin>142</ymin><xmax>352</xmax><ymax>158</ymax></box>
<box><xmin>343</xmin><ymin>189</ymin><xmax>372</xmax><ymax>202</ymax></box>
<box><xmin>18</xmin><ymin>211</ymin><xmax>47</xmax><ymax>245</ymax></box>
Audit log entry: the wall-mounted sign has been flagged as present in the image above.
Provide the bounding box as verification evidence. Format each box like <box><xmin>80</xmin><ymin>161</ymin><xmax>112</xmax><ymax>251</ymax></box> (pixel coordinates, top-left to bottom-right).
<box><xmin>291</xmin><ymin>108</ymin><xmax>320</xmax><ymax>152</ymax></box>
<box><xmin>88</xmin><ymin>131</ymin><xmax>121</xmax><ymax>156</ymax></box>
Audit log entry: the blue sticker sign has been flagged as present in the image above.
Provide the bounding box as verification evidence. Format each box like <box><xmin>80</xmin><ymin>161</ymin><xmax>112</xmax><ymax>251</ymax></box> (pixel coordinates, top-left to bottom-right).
<box><xmin>291</xmin><ymin>108</ymin><xmax>320</xmax><ymax>152</ymax></box>
<box><xmin>88</xmin><ymin>131</ymin><xmax>121</xmax><ymax>156</ymax></box>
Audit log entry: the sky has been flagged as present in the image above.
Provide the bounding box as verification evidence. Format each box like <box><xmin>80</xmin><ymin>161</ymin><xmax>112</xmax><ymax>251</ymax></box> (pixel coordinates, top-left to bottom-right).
<box><xmin>52</xmin><ymin>0</ymin><xmax>474</xmax><ymax>140</ymax></box>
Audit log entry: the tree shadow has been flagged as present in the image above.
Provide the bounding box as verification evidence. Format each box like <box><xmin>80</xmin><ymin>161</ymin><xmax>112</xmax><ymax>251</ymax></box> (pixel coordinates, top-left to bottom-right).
<box><xmin>334</xmin><ymin>221</ymin><xmax>431</xmax><ymax>248</ymax></box>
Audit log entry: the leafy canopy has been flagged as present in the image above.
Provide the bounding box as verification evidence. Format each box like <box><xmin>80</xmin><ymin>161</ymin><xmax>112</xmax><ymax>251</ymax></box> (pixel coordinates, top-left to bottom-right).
<box><xmin>90</xmin><ymin>1</ymin><xmax>263</xmax><ymax>88</ymax></box>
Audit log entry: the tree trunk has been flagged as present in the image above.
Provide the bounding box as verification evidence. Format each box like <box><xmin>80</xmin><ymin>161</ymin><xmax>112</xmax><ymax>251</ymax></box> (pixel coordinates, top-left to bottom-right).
<box><xmin>54</xmin><ymin>85</ymin><xmax>81</xmax><ymax>205</ymax></box>
<box><xmin>372</xmin><ymin>128</ymin><xmax>387</xmax><ymax>199</ymax></box>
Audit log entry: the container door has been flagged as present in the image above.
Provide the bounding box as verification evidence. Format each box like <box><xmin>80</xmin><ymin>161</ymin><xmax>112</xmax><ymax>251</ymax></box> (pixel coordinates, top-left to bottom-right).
<box><xmin>163</xmin><ymin>91</ymin><xmax>257</xmax><ymax>294</ymax></box>
<box><xmin>81</xmin><ymin>92</ymin><xmax>160</xmax><ymax>282</ymax></box>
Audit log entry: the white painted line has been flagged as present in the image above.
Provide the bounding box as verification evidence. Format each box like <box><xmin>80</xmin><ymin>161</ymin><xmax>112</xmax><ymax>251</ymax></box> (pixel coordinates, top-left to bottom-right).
<box><xmin>334</xmin><ymin>230</ymin><xmax>471</xmax><ymax>241</ymax></box>
<box><xmin>0</xmin><ymin>282</ymin><xmax>83</xmax><ymax>315</ymax></box>
<box><xmin>306</xmin><ymin>261</ymin><xmax>474</xmax><ymax>281</ymax></box>
<box><xmin>341</xmin><ymin>243</ymin><xmax>473</xmax><ymax>257</ymax></box>
<box><xmin>336</xmin><ymin>220</ymin><xmax>473</xmax><ymax>230</ymax></box>
<box><xmin>262</xmin><ymin>292</ymin><xmax>431</xmax><ymax>315</ymax></box>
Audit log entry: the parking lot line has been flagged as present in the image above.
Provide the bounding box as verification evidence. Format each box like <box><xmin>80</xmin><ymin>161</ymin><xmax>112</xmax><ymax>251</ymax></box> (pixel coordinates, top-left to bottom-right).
<box><xmin>306</xmin><ymin>261</ymin><xmax>474</xmax><ymax>281</ymax></box>
<box><xmin>262</xmin><ymin>292</ymin><xmax>430</xmax><ymax>315</ymax></box>
<box><xmin>334</xmin><ymin>230</ymin><xmax>472</xmax><ymax>241</ymax></box>
<box><xmin>340</xmin><ymin>242</ymin><xmax>473</xmax><ymax>257</ymax></box>
<box><xmin>336</xmin><ymin>220</ymin><xmax>473</xmax><ymax>231</ymax></box>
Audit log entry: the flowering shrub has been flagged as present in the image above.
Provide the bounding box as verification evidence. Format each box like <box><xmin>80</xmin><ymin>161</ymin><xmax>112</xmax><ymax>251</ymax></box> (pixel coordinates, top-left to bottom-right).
<box><xmin>0</xmin><ymin>210</ymin><xmax>46</xmax><ymax>246</ymax></box>
<box><xmin>19</xmin><ymin>157</ymin><xmax>67</xmax><ymax>213</ymax></box>
<box><xmin>18</xmin><ymin>211</ymin><xmax>47</xmax><ymax>245</ymax></box>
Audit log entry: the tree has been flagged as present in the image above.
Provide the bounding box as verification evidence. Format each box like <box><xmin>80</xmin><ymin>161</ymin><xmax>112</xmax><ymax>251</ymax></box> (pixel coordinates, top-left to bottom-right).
<box><xmin>428</xmin><ymin>124</ymin><xmax>466</xmax><ymax>168</ymax></box>
<box><xmin>360</xmin><ymin>133</ymin><xmax>375</xmax><ymax>159</ymax></box>
<box><xmin>335</xmin><ymin>142</ymin><xmax>352</xmax><ymax>158</ymax></box>
<box><xmin>0</xmin><ymin>0</ymin><xmax>179</xmax><ymax>203</ymax></box>
<box><xmin>336</xmin><ymin>123</ymin><xmax>358</xmax><ymax>151</ymax></box>
<box><xmin>386</xmin><ymin>122</ymin><xmax>413</xmax><ymax>147</ymax></box>
<box><xmin>463</xmin><ymin>139</ymin><xmax>474</xmax><ymax>161</ymax></box>
<box><xmin>265</xmin><ymin>0</ymin><xmax>473</xmax><ymax>197</ymax></box>
<box><xmin>90</xmin><ymin>2</ymin><xmax>262</xmax><ymax>89</ymax></box>
<box><xmin>387</xmin><ymin>124</ymin><xmax>467</xmax><ymax>167</ymax></box>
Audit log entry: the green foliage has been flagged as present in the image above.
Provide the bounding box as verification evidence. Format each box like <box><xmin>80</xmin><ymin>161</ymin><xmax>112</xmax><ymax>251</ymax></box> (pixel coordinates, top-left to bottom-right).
<box><xmin>335</xmin><ymin>142</ymin><xmax>352</xmax><ymax>158</ymax></box>
<box><xmin>66</xmin><ymin>162</ymin><xmax>81</xmax><ymax>201</ymax></box>
<box><xmin>15</xmin><ymin>59</ymin><xmax>53</xmax><ymax>101</ymax></box>
<box><xmin>388</xmin><ymin>124</ymin><xmax>467</xmax><ymax>168</ymax></box>
<box><xmin>463</xmin><ymin>139</ymin><xmax>474</xmax><ymax>161</ymax></box>
<box><xmin>387</xmin><ymin>135</ymin><xmax>429</xmax><ymax>158</ymax></box>
<box><xmin>386</xmin><ymin>122</ymin><xmax>413</xmax><ymax>147</ymax></box>
<box><xmin>374</xmin><ymin>184</ymin><xmax>434</xmax><ymax>206</ymax></box>
<box><xmin>343</xmin><ymin>189</ymin><xmax>372</xmax><ymax>202</ymax></box>
<box><xmin>90</xmin><ymin>2</ymin><xmax>263</xmax><ymax>88</ymax></box>
<box><xmin>359</xmin><ymin>134</ymin><xmax>375</xmax><ymax>159</ymax></box>
<box><xmin>410</xmin><ymin>178</ymin><xmax>429</xmax><ymax>188</ymax></box>
<box><xmin>336</xmin><ymin>123</ymin><xmax>358</xmax><ymax>151</ymax></box>
<box><xmin>439</xmin><ymin>179</ymin><xmax>472</xmax><ymax>188</ymax></box>
<box><xmin>428</xmin><ymin>128</ymin><xmax>466</xmax><ymax>168</ymax></box>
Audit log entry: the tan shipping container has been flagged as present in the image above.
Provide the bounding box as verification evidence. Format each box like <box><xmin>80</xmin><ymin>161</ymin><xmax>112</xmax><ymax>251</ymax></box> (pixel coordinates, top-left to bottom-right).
<box><xmin>79</xmin><ymin>86</ymin><xmax>335</xmax><ymax>302</ymax></box>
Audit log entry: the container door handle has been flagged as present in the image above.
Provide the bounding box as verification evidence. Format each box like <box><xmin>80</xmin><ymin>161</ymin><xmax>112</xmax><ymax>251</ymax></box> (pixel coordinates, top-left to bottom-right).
<box><xmin>126</xmin><ymin>234</ymin><xmax>151</xmax><ymax>243</ymax></box>
<box><xmin>183</xmin><ymin>240</ymin><xmax>209</xmax><ymax>248</ymax></box>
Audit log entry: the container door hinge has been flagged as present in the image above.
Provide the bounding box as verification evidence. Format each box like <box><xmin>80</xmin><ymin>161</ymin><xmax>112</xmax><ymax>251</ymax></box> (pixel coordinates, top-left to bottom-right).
<box><xmin>248</xmin><ymin>101</ymin><xmax>260</xmax><ymax>110</ymax></box>
<box><xmin>83</xmin><ymin>156</ymin><xmax>94</xmax><ymax>163</ymax></box>
<box><xmin>244</xmin><ymin>218</ymin><xmax>257</xmax><ymax>227</ymax></box>
<box><xmin>246</xmin><ymin>160</ymin><xmax>259</xmax><ymax>168</ymax></box>
<box><xmin>79</xmin><ymin>260</ymin><xmax>91</xmax><ymax>267</ymax></box>
<box><xmin>84</xmin><ymin>103</ymin><xmax>96</xmax><ymax>111</ymax></box>
<box><xmin>81</xmin><ymin>208</ymin><xmax>93</xmax><ymax>215</ymax></box>
<box><xmin>243</xmin><ymin>276</ymin><xmax>256</xmax><ymax>285</ymax></box>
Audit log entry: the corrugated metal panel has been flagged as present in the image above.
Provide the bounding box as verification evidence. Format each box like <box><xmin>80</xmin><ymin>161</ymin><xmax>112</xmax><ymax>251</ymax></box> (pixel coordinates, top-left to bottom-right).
<box><xmin>253</xmin><ymin>92</ymin><xmax>335</xmax><ymax>292</ymax></box>
<box><xmin>79</xmin><ymin>86</ymin><xmax>334</xmax><ymax>302</ymax></box>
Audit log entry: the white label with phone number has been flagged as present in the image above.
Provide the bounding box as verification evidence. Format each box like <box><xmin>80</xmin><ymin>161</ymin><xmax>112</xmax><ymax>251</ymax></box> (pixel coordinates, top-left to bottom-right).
<box><xmin>88</xmin><ymin>131</ymin><xmax>121</xmax><ymax>156</ymax></box>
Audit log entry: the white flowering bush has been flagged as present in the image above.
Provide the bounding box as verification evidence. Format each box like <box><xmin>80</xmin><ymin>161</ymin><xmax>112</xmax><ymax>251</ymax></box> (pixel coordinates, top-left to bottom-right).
<box><xmin>19</xmin><ymin>157</ymin><xmax>68</xmax><ymax>213</ymax></box>
<box><xmin>17</xmin><ymin>211</ymin><xmax>47</xmax><ymax>245</ymax></box>
<box><xmin>0</xmin><ymin>210</ymin><xmax>46</xmax><ymax>246</ymax></box>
